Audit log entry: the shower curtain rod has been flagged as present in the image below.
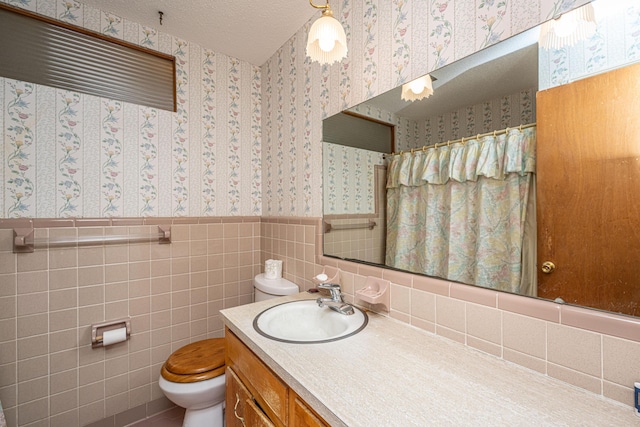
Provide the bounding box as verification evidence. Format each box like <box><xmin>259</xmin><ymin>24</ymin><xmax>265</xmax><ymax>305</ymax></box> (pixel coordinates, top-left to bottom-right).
<box><xmin>385</xmin><ymin>122</ymin><xmax>536</xmax><ymax>158</ymax></box>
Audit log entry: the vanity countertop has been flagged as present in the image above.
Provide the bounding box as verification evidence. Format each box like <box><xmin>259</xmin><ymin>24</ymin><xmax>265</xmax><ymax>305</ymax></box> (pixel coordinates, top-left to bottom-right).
<box><xmin>221</xmin><ymin>293</ymin><xmax>637</xmax><ymax>426</ymax></box>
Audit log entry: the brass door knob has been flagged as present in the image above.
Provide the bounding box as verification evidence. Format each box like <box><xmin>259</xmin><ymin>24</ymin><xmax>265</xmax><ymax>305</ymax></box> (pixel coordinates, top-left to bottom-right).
<box><xmin>541</xmin><ymin>261</ymin><xmax>556</xmax><ymax>274</ymax></box>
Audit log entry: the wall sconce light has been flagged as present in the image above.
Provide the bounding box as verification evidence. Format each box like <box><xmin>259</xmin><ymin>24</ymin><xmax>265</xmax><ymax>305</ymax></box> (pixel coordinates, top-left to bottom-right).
<box><xmin>539</xmin><ymin>3</ymin><xmax>597</xmax><ymax>50</ymax></box>
<box><xmin>306</xmin><ymin>0</ymin><xmax>348</xmax><ymax>64</ymax></box>
<box><xmin>401</xmin><ymin>75</ymin><xmax>434</xmax><ymax>102</ymax></box>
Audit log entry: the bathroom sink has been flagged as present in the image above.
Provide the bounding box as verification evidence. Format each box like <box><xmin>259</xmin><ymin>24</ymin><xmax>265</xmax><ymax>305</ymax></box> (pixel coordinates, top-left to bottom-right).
<box><xmin>253</xmin><ymin>300</ymin><xmax>368</xmax><ymax>343</ymax></box>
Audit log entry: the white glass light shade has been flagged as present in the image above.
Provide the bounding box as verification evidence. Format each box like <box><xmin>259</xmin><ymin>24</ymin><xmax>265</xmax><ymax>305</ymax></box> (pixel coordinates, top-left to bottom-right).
<box><xmin>539</xmin><ymin>3</ymin><xmax>597</xmax><ymax>50</ymax></box>
<box><xmin>401</xmin><ymin>75</ymin><xmax>433</xmax><ymax>102</ymax></box>
<box><xmin>306</xmin><ymin>13</ymin><xmax>348</xmax><ymax>64</ymax></box>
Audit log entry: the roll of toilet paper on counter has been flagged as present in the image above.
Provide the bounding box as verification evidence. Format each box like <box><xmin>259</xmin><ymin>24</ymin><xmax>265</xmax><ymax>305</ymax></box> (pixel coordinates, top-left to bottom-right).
<box><xmin>102</xmin><ymin>327</ymin><xmax>127</xmax><ymax>346</ymax></box>
<box><xmin>264</xmin><ymin>259</ymin><xmax>283</xmax><ymax>279</ymax></box>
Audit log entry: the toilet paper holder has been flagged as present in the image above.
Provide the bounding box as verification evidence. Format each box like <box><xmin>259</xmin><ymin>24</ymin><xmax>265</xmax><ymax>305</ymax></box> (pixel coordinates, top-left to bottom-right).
<box><xmin>91</xmin><ymin>318</ymin><xmax>131</xmax><ymax>348</ymax></box>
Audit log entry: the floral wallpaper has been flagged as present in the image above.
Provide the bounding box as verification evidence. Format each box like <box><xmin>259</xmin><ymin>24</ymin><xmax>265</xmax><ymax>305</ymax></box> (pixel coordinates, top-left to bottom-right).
<box><xmin>323</xmin><ymin>143</ymin><xmax>385</xmax><ymax>215</ymax></box>
<box><xmin>4</xmin><ymin>80</ymin><xmax>36</xmax><ymax>217</ymax></box>
<box><xmin>2</xmin><ymin>0</ymin><xmax>600</xmax><ymax>219</ymax></box>
<box><xmin>261</xmin><ymin>0</ymin><xmax>592</xmax><ymax>217</ymax></box>
<box><xmin>540</xmin><ymin>1</ymin><xmax>640</xmax><ymax>90</ymax></box>
<box><xmin>414</xmin><ymin>88</ymin><xmax>536</xmax><ymax>148</ymax></box>
<box><xmin>1</xmin><ymin>0</ymin><xmax>261</xmax><ymax>218</ymax></box>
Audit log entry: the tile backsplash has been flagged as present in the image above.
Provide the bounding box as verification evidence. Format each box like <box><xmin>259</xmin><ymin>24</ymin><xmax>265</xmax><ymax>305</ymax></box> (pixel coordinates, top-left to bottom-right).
<box><xmin>1</xmin><ymin>215</ymin><xmax>639</xmax><ymax>427</ymax></box>
<box><xmin>324</xmin><ymin>255</ymin><xmax>640</xmax><ymax>411</ymax></box>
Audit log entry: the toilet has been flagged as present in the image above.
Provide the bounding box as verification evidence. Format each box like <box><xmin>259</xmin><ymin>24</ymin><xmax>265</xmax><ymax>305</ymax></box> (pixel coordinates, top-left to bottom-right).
<box><xmin>253</xmin><ymin>273</ymin><xmax>299</xmax><ymax>301</ymax></box>
<box><xmin>158</xmin><ymin>338</ymin><xmax>226</xmax><ymax>427</ymax></box>
<box><xmin>158</xmin><ymin>276</ymin><xmax>298</xmax><ymax>426</ymax></box>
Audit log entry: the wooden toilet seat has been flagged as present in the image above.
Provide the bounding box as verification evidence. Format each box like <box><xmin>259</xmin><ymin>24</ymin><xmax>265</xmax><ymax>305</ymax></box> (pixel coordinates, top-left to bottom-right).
<box><xmin>160</xmin><ymin>338</ymin><xmax>225</xmax><ymax>383</ymax></box>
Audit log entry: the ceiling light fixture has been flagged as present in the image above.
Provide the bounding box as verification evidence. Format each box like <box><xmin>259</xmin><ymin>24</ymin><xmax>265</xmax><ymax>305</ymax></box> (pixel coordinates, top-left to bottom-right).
<box><xmin>539</xmin><ymin>3</ymin><xmax>597</xmax><ymax>50</ymax></box>
<box><xmin>306</xmin><ymin>0</ymin><xmax>348</xmax><ymax>65</ymax></box>
<box><xmin>401</xmin><ymin>75</ymin><xmax>434</xmax><ymax>102</ymax></box>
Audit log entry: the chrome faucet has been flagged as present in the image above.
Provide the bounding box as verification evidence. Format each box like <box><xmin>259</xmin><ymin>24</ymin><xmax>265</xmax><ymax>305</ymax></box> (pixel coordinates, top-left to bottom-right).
<box><xmin>316</xmin><ymin>283</ymin><xmax>355</xmax><ymax>315</ymax></box>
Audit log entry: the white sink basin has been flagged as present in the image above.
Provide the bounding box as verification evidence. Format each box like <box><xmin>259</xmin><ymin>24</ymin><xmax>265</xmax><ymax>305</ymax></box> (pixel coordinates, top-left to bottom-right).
<box><xmin>253</xmin><ymin>300</ymin><xmax>368</xmax><ymax>343</ymax></box>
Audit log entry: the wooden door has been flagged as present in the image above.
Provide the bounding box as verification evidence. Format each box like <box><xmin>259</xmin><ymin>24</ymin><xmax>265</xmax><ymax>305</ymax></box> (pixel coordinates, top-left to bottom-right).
<box><xmin>536</xmin><ymin>62</ymin><xmax>640</xmax><ymax>316</ymax></box>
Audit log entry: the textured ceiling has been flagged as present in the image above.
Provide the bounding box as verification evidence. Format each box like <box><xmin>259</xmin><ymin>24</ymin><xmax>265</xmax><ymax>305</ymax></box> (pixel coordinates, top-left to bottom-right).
<box><xmin>80</xmin><ymin>0</ymin><xmax>319</xmax><ymax>65</ymax></box>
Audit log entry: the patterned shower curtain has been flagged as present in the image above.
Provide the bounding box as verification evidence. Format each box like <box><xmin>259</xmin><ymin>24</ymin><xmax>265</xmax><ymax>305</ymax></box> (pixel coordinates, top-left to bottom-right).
<box><xmin>386</xmin><ymin>127</ymin><xmax>536</xmax><ymax>294</ymax></box>
<box><xmin>0</xmin><ymin>398</ymin><xmax>5</xmax><ymax>427</ymax></box>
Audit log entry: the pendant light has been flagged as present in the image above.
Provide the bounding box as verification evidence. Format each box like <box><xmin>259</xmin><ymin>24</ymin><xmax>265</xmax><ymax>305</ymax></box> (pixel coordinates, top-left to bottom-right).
<box><xmin>539</xmin><ymin>3</ymin><xmax>597</xmax><ymax>50</ymax></box>
<box><xmin>306</xmin><ymin>0</ymin><xmax>348</xmax><ymax>64</ymax></box>
<box><xmin>401</xmin><ymin>75</ymin><xmax>434</xmax><ymax>102</ymax></box>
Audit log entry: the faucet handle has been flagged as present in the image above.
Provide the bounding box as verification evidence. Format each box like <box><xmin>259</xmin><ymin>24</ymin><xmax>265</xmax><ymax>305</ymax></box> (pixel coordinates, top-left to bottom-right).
<box><xmin>317</xmin><ymin>283</ymin><xmax>342</xmax><ymax>300</ymax></box>
<box><xmin>317</xmin><ymin>283</ymin><xmax>340</xmax><ymax>290</ymax></box>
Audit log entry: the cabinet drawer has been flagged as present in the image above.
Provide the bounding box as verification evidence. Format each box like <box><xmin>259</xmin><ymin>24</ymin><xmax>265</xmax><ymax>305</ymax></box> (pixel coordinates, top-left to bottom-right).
<box><xmin>226</xmin><ymin>329</ymin><xmax>288</xmax><ymax>425</ymax></box>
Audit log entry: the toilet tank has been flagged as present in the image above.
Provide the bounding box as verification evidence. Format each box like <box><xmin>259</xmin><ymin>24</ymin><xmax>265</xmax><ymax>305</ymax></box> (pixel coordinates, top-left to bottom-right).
<box><xmin>253</xmin><ymin>273</ymin><xmax>299</xmax><ymax>301</ymax></box>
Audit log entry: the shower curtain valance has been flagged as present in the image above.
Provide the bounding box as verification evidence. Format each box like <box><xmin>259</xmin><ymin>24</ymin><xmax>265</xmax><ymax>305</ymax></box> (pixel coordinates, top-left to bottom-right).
<box><xmin>387</xmin><ymin>127</ymin><xmax>536</xmax><ymax>188</ymax></box>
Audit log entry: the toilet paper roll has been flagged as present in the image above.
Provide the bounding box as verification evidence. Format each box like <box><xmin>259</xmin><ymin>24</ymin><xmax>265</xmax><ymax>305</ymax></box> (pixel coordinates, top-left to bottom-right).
<box><xmin>102</xmin><ymin>327</ymin><xmax>127</xmax><ymax>346</ymax></box>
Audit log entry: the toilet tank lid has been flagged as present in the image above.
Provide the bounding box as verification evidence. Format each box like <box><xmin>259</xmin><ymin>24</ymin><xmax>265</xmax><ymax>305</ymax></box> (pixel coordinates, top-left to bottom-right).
<box><xmin>254</xmin><ymin>273</ymin><xmax>299</xmax><ymax>295</ymax></box>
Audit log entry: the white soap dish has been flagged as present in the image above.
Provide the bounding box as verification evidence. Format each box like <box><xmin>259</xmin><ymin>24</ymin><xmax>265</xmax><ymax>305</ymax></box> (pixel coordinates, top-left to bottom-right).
<box><xmin>312</xmin><ymin>267</ymin><xmax>340</xmax><ymax>285</ymax></box>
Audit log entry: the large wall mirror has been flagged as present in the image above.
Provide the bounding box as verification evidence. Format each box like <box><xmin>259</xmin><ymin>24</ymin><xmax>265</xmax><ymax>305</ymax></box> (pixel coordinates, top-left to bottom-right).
<box><xmin>322</xmin><ymin>0</ymin><xmax>640</xmax><ymax>318</ymax></box>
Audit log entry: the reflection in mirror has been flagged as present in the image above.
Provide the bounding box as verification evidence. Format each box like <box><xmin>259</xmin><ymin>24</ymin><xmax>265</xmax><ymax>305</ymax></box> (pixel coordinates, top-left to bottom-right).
<box><xmin>322</xmin><ymin>142</ymin><xmax>387</xmax><ymax>264</ymax></box>
<box><xmin>322</xmin><ymin>0</ymin><xmax>640</xmax><ymax>317</ymax></box>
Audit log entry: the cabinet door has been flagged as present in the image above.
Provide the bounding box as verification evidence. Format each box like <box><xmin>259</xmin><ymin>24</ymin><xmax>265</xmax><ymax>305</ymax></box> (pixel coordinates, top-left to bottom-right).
<box><xmin>289</xmin><ymin>391</ymin><xmax>329</xmax><ymax>427</ymax></box>
<box><xmin>226</xmin><ymin>366</ymin><xmax>275</xmax><ymax>427</ymax></box>
<box><xmin>226</xmin><ymin>329</ymin><xmax>288</xmax><ymax>424</ymax></box>
<box><xmin>226</xmin><ymin>366</ymin><xmax>252</xmax><ymax>427</ymax></box>
<box><xmin>245</xmin><ymin>398</ymin><xmax>276</xmax><ymax>427</ymax></box>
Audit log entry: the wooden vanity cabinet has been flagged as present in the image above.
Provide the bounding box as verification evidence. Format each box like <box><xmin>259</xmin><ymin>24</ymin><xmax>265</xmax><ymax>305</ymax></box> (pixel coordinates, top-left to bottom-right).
<box><xmin>225</xmin><ymin>327</ymin><xmax>329</xmax><ymax>427</ymax></box>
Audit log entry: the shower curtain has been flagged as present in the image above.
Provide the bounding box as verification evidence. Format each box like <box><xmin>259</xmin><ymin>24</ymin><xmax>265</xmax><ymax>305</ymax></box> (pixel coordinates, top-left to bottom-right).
<box><xmin>386</xmin><ymin>127</ymin><xmax>536</xmax><ymax>294</ymax></box>
<box><xmin>0</xmin><ymin>398</ymin><xmax>5</xmax><ymax>427</ymax></box>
